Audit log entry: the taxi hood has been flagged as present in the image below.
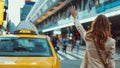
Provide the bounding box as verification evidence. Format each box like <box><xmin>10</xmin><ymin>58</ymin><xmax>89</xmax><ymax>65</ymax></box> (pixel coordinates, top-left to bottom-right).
<box><xmin>0</xmin><ymin>57</ymin><xmax>54</xmax><ymax>68</ymax></box>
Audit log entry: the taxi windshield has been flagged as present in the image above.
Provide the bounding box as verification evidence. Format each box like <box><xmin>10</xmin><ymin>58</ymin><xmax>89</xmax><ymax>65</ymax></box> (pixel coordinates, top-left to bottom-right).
<box><xmin>0</xmin><ymin>37</ymin><xmax>52</xmax><ymax>57</ymax></box>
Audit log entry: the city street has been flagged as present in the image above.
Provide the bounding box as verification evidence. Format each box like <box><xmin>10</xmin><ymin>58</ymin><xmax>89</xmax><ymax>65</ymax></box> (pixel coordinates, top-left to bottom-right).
<box><xmin>1</xmin><ymin>0</ymin><xmax>120</xmax><ymax>68</ymax></box>
<box><xmin>57</xmin><ymin>44</ymin><xmax>120</xmax><ymax>68</ymax></box>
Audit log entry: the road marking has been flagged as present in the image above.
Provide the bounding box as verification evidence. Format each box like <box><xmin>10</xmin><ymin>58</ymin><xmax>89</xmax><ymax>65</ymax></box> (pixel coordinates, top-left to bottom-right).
<box><xmin>71</xmin><ymin>50</ymin><xmax>85</xmax><ymax>56</ymax></box>
<box><xmin>58</xmin><ymin>51</ymin><xmax>77</xmax><ymax>60</ymax></box>
<box><xmin>67</xmin><ymin>51</ymin><xmax>84</xmax><ymax>59</ymax></box>
<box><xmin>57</xmin><ymin>54</ymin><xmax>64</xmax><ymax>60</ymax></box>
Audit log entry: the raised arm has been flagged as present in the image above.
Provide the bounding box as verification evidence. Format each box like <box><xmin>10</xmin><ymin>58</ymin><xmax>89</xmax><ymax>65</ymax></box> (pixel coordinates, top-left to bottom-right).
<box><xmin>70</xmin><ymin>6</ymin><xmax>86</xmax><ymax>41</ymax></box>
<box><xmin>74</xmin><ymin>20</ymin><xmax>86</xmax><ymax>41</ymax></box>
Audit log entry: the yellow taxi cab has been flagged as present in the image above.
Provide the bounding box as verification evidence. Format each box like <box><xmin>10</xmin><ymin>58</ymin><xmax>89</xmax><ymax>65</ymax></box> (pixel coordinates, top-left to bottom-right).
<box><xmin>0</xmin><ymin>29</ymin><xmax>60</xmax><ymax>68</ymax></box>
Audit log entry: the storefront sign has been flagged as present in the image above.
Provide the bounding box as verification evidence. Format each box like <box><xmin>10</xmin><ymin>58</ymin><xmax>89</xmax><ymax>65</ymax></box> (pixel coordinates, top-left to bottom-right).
<box><xmin>96</xmin><ymin>0</ymin><xmax>120</xmax><ymax>13</ymax></box>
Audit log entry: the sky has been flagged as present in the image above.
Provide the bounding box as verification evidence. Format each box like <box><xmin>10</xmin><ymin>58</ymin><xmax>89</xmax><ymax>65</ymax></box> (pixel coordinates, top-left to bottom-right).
<box><xmin>8</xmin><ymin>0</ymin><xmax>25</xmax><ymax>26</ymax></box>
<box><xmin>8</xmin><ymin>0</ymin><xmax>37</xmax><ymax>26</ymax></box>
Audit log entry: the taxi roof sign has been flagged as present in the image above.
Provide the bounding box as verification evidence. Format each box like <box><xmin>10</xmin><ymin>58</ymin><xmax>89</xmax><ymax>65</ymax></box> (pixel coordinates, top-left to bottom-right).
<box><xmin>19</xmin><ymin>30</ymin><xmax>31</xmax><ymax>33</ymax></box>
<box><xmin>14</xmin><ymin>30</ymin><xmax>36</xmax><ymax>34</ymax></box>
<box><xmin>14</xmin><ymin>21</ymin><xmax>38</xmax><ymax>35</ymax></box>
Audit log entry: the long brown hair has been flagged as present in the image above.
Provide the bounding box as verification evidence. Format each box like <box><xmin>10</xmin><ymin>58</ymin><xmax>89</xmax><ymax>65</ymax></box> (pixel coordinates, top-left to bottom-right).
<box><xmin>86</xmin><ymin>14</ymin><xmax>112</xmax><ymax>50</ymax></box>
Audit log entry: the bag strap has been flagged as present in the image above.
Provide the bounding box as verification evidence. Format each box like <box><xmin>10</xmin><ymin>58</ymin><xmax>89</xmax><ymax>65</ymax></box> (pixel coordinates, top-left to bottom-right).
<box><xmin>84</xmin><ymin>51</ymin><xmax>88</xmax><ymax>68</ymax></box>
<box><xmin>93</xmin><ymin>39</ymin><xmax>107</xmax><ymax>67</ymax></box>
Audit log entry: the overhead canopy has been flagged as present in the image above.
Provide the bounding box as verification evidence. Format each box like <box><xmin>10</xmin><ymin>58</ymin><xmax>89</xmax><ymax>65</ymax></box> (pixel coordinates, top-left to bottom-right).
<box><xmin>25</xmin><ymin>0</ymin><xmax>69</xmax><ymax>24</ymax></box>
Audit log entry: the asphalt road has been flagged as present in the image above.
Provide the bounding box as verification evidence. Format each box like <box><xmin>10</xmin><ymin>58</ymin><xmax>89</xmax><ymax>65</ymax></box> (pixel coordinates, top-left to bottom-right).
<box><xmin>60</xmin><ymin>59</ymin><xmax>120</xmax><ymax>68</ymax></box>
<box><xmin>61</xmin><ymin>60</ymin><xmax>82</xmax><ymax>68</ymax></box>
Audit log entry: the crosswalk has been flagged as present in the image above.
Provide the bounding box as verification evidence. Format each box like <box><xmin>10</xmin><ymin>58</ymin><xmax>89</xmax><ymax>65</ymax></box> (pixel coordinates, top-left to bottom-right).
<box><xmin>57</xmin><ymin>50</ymin><xmax>85</xmax><ymax>60</ymax></box>
<box><xmin>57</xmin><ymin>45</ymin><xmax>120</xmax><ymax>60</ymax></box>
<box><xmin>57</xmin><ymin>50</ymin><xmax>120</xmax><ymax>60</ymax></box>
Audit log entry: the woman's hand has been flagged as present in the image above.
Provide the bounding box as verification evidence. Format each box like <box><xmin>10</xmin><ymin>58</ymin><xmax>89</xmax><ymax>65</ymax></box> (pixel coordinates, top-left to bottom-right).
<box><xmin>70</xmin><ymin>6</ymin><xmax>77</xmax><ymax>20</ymax></box>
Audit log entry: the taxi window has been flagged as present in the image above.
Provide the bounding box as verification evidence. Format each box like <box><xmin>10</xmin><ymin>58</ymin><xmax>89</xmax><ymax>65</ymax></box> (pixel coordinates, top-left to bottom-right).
<box><xmin>0</xmin><ymin>37</ymin><xmax>52</xmax><ymax>57</ymax></box>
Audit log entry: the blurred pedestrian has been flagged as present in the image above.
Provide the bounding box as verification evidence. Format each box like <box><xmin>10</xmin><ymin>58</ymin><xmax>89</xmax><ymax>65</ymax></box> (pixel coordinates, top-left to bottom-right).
<box><xmin>0</xmin><ymin>30</ymin><xmax>2</xmax><ymax>35</ymax></box>
<box><xmin>71</xmin><ymin>6</ymin><xmax>115</xmax><ymax>68</ymax></box>
<box><xmin>76</xmin><ymin>38</ymin><xmax>80</xmax><ymax>54</ymax></box>
<box><xmin>62</xmin><ymin>36</ymin><xmax>68</xmax><ymax>54</ymax></box>
<box><xmin>71</xmin><ymin>37</ymin><xmax>76</xmax><ymax>52</ymax></box>
<box><xmin>51</xmin><ymin>36</ymin><xmax>58</xmax><ymax>49</ymax></box>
